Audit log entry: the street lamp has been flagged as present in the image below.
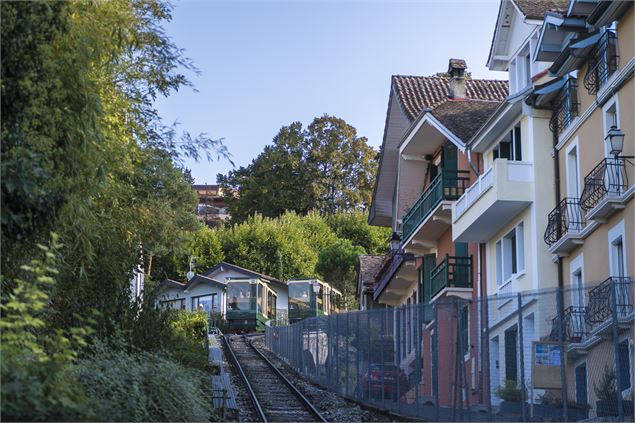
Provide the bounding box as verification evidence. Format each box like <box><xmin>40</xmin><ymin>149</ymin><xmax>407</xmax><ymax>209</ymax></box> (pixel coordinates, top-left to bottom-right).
<box><xmin>606</xmin><ymin>125</ymin><xmax>625</xmax><ymax>158</ymax></box>
<box><xmin>390</xmin><ymin>231</ymin><xmax>401</xmax><ymax>252</ymax></box>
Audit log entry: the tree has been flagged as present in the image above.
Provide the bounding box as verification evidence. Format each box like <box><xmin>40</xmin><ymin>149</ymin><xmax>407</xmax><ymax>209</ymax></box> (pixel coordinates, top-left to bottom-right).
<box><xmin>326</xmin><ymin>211</ymin><xmax>390</xmax><ymax>255</ymax></box>
<box><xmin>218</xmin><ymin>115</ymin><xmax>377</xmax><ymax>222</ymax></box>
<box><xmin>316</xmin><ymin>239</ymin><xmax>366</xmax><ymax>310</ymax></box>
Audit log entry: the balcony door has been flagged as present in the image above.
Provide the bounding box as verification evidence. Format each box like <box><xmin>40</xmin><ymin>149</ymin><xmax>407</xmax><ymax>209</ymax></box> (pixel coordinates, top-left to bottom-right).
<box><xmin>566</xmin><ymin>142</ymin><xmax>582</xmax><ymax>231</ymax></box>
<box><xmin>504</xmin><ymin>326</ymin><xmax>518</xmax><ymax>383</ymax></box>
<box><xmin>442</xmin><ymin>143</ymin><xmax>458</xmax><ymax>196</ymax></box>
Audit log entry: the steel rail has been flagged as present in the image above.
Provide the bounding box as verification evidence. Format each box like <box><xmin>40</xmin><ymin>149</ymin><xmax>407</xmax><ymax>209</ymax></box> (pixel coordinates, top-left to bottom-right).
<box><xmin>246</xmin><ymin>336</ymin><xmax>328</xmax><ymax>423</ymax></box>
<box><xmin>222</xmin><ymin>335</ymin><xmax>267</xmax><ymax>422</ymax></box>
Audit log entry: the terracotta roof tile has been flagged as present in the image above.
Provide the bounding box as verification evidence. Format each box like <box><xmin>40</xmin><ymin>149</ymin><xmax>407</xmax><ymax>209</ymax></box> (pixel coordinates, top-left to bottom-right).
<box><xmin>431</xmin><ymin>100</ymin><xmax>503</xmax><ymax>141</ymax></box>
<box><xmin>358</xmin><ymin>255</ymin><xmax>386</xmax><ymax>286</ymax></box>
<box><xmin>512</xmin><ymin>0</ymin><xmax>569</xmax><ymax>20</ymax></box>
<box><xmin>392</xmin><ymin>75</ymin><xmax>508</xmax><ymax>122</ymax></box>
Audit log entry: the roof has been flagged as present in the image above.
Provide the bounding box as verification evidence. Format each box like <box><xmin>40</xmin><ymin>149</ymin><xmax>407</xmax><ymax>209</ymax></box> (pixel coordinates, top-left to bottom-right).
<box><xmin>162</xmin><ymin>279</ymin><xmax>187</xmax><ymax>290</ymax></box>
<box><xmin>185</xmin><ymin>274</ymin><xmax>226</xmax><ymax>291</ymax></box>
<box><xmin>512</xmin><ymin>0</ymin><xmax>569</xmax><ymax>20</ymax></box>
<box><xmin>430</xmin><ymin>100</ymin><xmax>503</xmax><ymax>141</ymax></box>
<box><xmin>391</xmin><ymin>75</ymin><xmax>508</xmax><ymax>122</ymax></box>
<box><xmin>203</xmin><ymin>261</ymin><xmax>286</xmax><ymax>288</ymax></box>
<box><xmin>358</xmin><ymin>255</ymin><xmax>386</xmax><ymax>287</ymax></box>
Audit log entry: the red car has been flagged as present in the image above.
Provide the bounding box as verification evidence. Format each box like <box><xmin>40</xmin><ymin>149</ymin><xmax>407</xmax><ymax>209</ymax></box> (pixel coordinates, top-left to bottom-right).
<box><xmin>360</xmin><ymin>363</ymin><xmax>409</xmax><ymax>400</ymax></box>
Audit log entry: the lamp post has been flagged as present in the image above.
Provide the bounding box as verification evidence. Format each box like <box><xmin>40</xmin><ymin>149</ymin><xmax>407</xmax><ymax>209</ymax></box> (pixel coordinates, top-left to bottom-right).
<box><xmin>606</xmin><ymin>125</ymin><xmax>625</xmax><ymax>158</ymax></box>
<box><xmin>390</xmin><ymin>231</ymin><xmax>401</xmax><ymax>252</ymax></box>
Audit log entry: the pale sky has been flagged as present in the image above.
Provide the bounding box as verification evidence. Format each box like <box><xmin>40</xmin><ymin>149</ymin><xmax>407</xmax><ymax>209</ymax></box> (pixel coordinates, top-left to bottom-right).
<box><xmin>155</xmin><ymin>0</ymin><xmax>507</xmax><ymax>184</ymax></box>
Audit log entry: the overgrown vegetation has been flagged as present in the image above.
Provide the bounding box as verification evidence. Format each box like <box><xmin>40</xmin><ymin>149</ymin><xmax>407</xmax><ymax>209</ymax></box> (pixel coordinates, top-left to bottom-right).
<box><xmin>1</xmin><ymin>1</ymin><xmax>224</xmax><ymax>420</ymax></box>
<box><xmin>174</xmin><ymin>211</ymin><xmax>390</xmax><ymax>308</ymax></box>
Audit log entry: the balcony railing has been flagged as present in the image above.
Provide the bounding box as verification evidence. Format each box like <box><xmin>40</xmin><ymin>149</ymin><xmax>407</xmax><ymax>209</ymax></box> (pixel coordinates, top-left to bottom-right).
<box><xmin>544</xmin><ymin>197</ymin><xmax>585</xmax><ymax>246</ymax></box>
<box><xmin>583</xmin><ymin>31</ymin><xmax>618</xmax><ymax>95</ymax></box>
<box><xmin>401</xmin><ymin>170</ymin><xmax>469</xmax><ymax>242</ymax></box>
<box><xmin>549</xmin><ymin>306</ymin><xmax>589</xmax><ymax>342</ymax></box>
<box><xmin>579</xmin><ymin>157</ymin><xmax>630</xmax><ymax>211</ymax></box>
<box><xmin>586</xmin><ymin>276</ymin><xmax>633</xmax><ymax>325</ymax></box>
<box><xmin>549</xmin><ymin>78</ymin><xmax>579</xmax><ymax>135</ymax></box>
<box><xmin>429</xmin><ymin>255</ymin><xmax>473</xmax><ymax>299</ymax></box>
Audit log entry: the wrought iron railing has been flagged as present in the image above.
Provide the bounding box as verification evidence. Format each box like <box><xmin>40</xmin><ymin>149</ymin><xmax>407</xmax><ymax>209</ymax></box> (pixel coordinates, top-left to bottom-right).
<box><xmin>549</xmin><ymin>78</ymin><xmax>579</xmax><ymax>135</ymax></box>
<box><xmin>401</xmin><ymin>170</ymin><xmax>469</xmax><ymax>242</ymax></box>
<box><xmin>429</xmin><ymin>255</ymin><xmax>473</xmax><ymax>299</ymax></box>
<box><xmin>586</xmin><ymin>276</ymin><xmax>633</xmax><ymax>325</ymax></box>
<box><xmin>583</xmin><ymin>31</ymin><xmax>618</xmax><ymax>95</ymax></box>
<box><xmin>544</xmin><ymin>197</ymin><xmax>585</xmax><ymax>246</ymax></box>
<box><xmin>579</xmin><ymin>157</ymin><xmax>630</xmax><ymax>211</ymax></box>
<box><xmin>549</xmin><ymin>306</ymin><xmax>588</xmax><ymax>342</ymax></box>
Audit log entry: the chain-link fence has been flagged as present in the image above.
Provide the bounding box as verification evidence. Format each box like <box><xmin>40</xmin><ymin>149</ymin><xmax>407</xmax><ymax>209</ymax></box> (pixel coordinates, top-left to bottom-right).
<box><xmin>266</xmin><ymin>277</ymin><xmax>634</xmax><ymax>421</ymax></box>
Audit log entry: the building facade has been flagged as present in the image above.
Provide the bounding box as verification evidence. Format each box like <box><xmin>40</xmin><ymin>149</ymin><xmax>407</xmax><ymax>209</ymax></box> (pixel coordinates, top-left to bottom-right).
<box><xmin>193</xmin><ymin>184</ymin><xmax>230</xmax><ymax>227</ymax></box>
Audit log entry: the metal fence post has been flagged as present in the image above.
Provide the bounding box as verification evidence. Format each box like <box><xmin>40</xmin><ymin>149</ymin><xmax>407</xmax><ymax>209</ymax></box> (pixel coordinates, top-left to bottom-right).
<box><xmin>356</xmin><ymin>311</ymin><xmax>360</xmax><ymax>400</ymax></box>
<box><xmin>484</xmin><ymin>294</ymin><xmax>492</xmax><ymax>421</ymax></box>
<box><xmin>380</xmin><ymin>308</ymin><xmax>386</xmax><ymax>406</ymax></box>
<box><xmin>346</xmin><ymin>312</ymin><xmax>350</xmax><ymax>396</ymax></box>
<box><xmin>517</xmin><ymin>293</ymin><xmax>526</xmax><ymax>422</ymax></box>
<box><xmin>434</xmin><ymin>302</ymin><xmax>440</xmax><ymax>422</ymax></box>
<box><xmin>611</xmin><ymin>278</ymin><xmax>625</xmax><ymax>422</ymax></box>
<box><xmin>556</xmin><ymin>288</ymin><xmax>569</xmax><ymax>422</ymax></box>
<box><xmin>316</xmin><ymin>319</ymin><xmax>320</xmax><ymax>381</ymax></box>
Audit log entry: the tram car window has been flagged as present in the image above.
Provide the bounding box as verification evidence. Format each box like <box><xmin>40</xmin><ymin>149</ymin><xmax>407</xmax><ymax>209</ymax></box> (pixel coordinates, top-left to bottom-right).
<box><xmin>226</xmin><ymin>278</ymin><xmax>277</xmax><ymax>332</ymax></box>
<box><xmin>288</xmin><ymin>279</ymin><xmax>341</xmax><ymax>323</ymax></box>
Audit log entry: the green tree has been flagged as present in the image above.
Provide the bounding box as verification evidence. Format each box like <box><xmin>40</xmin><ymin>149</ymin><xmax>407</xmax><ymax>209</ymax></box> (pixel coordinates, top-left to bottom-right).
<box><xmin>326</xmin><ymin>211</ymin><xmax>390</xmax><ymax>255</ymax></box>
<box><xmin>218</xmin><ymin>115</ymin><xmax>377</xmax><ymax>223</ymax></box>
<box><xmin>316</xmin><ymin>239</ymin><xmax>366</xmax><ymax>310</ymax></box>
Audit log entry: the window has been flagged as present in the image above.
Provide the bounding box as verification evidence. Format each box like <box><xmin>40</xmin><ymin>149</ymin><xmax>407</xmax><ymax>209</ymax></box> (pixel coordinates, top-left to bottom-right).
<box><xmin>603</xmin><ymin>98</ymin><xmax>620</xmax><ymax>158</ymax></box>
<box><xmin>192</xmin><ymin>294</ymin><xmax>216</xmax><ymax>312</ymax></box>
<box><xmin>566</xmin><ymin>141</ymin><xmax>580</xmax><ymax>198</ymax></box>
<box><xmin>496</xmin><ymin>223</ymin><xmax>525</xmax><ymax>287</ymax></box>
<box><xmin>161</xmin><ymin>298</ymin><xmax>185</xmax><ymax>310</ymax></box>
<box><xmin>618</xmin><ymin>340</ymin><xmax>632</xmax><ymax>392</ymax></box>
<box><xmin>609</xmin><ymin>221</ymin><xmax>627</xmax><ymax>278</ymax></box>
<box><xmin>493</xmin><ymin>124</ymin><xmax>522</xmax><ymax>161</ymax></box>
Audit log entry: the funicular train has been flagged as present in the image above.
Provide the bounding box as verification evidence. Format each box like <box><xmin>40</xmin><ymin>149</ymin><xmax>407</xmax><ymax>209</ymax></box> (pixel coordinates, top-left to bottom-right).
<box><xmin>226</xmin><ymin>277</ymin><xmax>277</xmax><ymax>331</ymax></box>
<box><xmin>288</xmin><ymin>278</ymin><xmax>343</xmax><ymax>324</ymax></box>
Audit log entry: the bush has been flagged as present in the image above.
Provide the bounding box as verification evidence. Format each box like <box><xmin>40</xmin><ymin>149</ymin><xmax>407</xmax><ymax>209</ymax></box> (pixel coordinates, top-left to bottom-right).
<box><xmin>496</xmin><ymin>379</ymin><xmax>525</xmax><ymax>402</ymax></box>
<box><xmin>73</xmin><ymin>341</ymin><xmax>216</xmax><ymax>422</ymax></box>
<box><xmin>166</xmin><ymin>310</ymin><xmax>210</xmax><ymax>371</ymax></box>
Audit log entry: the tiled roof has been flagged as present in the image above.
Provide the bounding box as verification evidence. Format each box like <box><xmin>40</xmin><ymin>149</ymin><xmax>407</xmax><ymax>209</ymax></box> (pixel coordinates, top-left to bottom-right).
<box><xmin>431</xmin><ymin>100</ymin><xmax>503</xmax><ymax>141</ymax></box>
<box><xmin>358</xmin><ymin>255</ymin><xmax>386</xmax><ymax>286</ymax></box>
<box><xmin>512</xmin><ymin>0</ymin><xmax>569</xmax><ymax>20</ymax></box>
<box><xmin>392</xmin><ymin>75</ymin><xmax>508</xmax><ymax>122</ymax></box>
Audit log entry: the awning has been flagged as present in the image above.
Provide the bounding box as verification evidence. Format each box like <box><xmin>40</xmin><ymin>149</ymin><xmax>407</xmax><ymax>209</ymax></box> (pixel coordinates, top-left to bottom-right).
<box><xmin>571</xmin><ymin>31</ymin><xmax>602</xmax><ymax>49</ymax></box>
<box><xmin>528</xmin><ymin>77</ymin><xmax>567</xmax><ymax>109</ymax></box>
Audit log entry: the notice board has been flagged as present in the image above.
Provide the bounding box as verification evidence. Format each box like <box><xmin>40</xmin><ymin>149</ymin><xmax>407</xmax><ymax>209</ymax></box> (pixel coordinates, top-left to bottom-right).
<box><xmin>531</xmin><ymin>341</ymin><xmax>563</xmax><ymax>389</ymax></box>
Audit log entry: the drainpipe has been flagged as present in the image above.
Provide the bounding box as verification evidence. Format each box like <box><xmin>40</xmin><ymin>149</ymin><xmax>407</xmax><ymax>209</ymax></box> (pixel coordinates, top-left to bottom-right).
<box><xmin>466</xmin><ymin>145</ymin><xmax>480</xmax><ymax>177</ymax></box>
<box><xmin>552</xmin><ymin>125</ymin><xmax>564</xmax><ymax>290</ymax></box>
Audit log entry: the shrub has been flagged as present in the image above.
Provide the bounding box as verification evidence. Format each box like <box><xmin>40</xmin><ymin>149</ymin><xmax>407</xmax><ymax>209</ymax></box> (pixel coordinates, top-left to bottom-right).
<box><xmin>496</xmin><ymin>379</ymin><xmax>525</xmax><ymax>402</ymax></box>
<box><xmin>594</xmin><ymin>366</ymin><xmax>617</xmax><ymax>401</ymax></box>
<box><xmin>0</xmin><ymin>235</ymin><xmax>91</xmax><ymax>421</ymax></box>
<box><xmin>74</xmin><ymin>341</ymin><xmax>216</xmax><ymax>422</ymax></box>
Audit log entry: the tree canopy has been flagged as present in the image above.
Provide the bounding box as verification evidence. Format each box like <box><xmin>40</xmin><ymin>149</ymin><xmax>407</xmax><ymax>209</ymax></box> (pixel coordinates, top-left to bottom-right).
<box><xmin>218</xmin><ymin>115</ymin><xmax>378</xmax><ymax>223</ymax></box>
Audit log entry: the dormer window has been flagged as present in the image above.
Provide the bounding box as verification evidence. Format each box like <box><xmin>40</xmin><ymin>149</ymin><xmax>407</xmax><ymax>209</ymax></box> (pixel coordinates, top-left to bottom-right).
<box><xmin>493</xmin><ymin>123</ymin><xmax>522</xmax><ymax>162</ymax></box>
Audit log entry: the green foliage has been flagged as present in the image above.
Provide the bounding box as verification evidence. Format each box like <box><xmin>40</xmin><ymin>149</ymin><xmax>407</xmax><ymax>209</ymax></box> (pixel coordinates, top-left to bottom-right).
<box><xmin>316</xmin><ymin>239</ymin><xmax>366</xmax><ymax>309</ymax></box>
<box><xmin>594</xmin><ymin>366</ymin><xmax>617</xmax><ymax>401</ymax></box>
<box><xmin>218</xmin><ymin>115</ymin><xmax>377</xmax><ymax>223</ymax></box>
<box><xmin>0</xmin><ymin>235</ymin><xmax>91</xmax><ymax>421</ymax></box>
<box><xmin>495</xmin><ymin>379</ymin><xmax>525</xmax><ymax>402</ymax></box>
<box><xmin>73</xmin><ymin>341</ymin><xmax>215</xmax><ymax>422</ymax></box>
<box><xmin>325</xmin><ymin>211</ymin><xmax>390</xmax><ymax>255</ymax></box>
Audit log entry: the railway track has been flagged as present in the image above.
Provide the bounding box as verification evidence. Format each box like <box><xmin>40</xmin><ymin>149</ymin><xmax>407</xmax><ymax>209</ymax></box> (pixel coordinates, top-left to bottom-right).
<box><xmin>224</xmin><ymin>334</ymin><xmax>327</xmax><ymax>422</ymax></box>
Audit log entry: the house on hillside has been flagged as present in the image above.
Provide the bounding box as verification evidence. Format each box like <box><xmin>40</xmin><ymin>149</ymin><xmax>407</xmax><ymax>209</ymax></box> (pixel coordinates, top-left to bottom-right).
<box><xmin>193</xmin><ymin>184</ymin><xmax>230</xmax><ymax>227</ymax></box>
<box><xmin>369</xmin><ymin>57</ymin><xmax>508</xmax><ymax>406</ymax></box>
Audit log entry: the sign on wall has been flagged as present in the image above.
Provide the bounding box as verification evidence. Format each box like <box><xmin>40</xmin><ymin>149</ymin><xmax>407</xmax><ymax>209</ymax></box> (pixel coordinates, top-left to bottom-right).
<box><xmin>531</xmin><ymin>341</ymin><xmax>563</xmax><ymax>389</ymax></box>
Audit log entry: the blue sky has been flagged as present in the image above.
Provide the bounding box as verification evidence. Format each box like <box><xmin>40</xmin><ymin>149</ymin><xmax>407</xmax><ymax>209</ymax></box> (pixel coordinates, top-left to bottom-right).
<box><xmin>155</xmin><ymin>0</ymin><xmax>507</xmax><ymax>184</ymax></box>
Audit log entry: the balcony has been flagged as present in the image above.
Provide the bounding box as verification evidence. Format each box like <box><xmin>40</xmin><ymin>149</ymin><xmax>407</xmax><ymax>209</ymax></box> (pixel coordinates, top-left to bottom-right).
<box><xmin>583</xmin><ymin>31</ymin><xmax>618</xmax><ymax>95</ymax></box>
<box><xmin>548</xmin><ymin>277</ymin><xmax>633</xmax><ymax>356</ymax></box>
<box><xmin>549</xmin><ymin>78</ymin><xmax>579</xmax><ymax>135</ymax></box>
<box><xmin>428</xmin><ymin>255</ymin><xmax>473</xmax><ymax>302</ymax></box>
<box><xmin>452</xmin><ymin>159</ymin><xmax>533</xmax><ymax>242</ymax></box>
<box><xmin>544</xmin><ymin>197</ymin><xmax>588</xmax><ymax>254</ymax></box>
<box><xmin>580</xmin><ymin>157</ymin><xmax>634</xmax><ymax>221</ymax></box>
<box><xmin>549</xmin><ymin>306</ymin><xmax>589</xmax><ymax>343</ymax></box>
<box><xmin>401</xmin><ymin>170</ymin><xmax>469</xmax><ymax>248</ymax></box>
<box><xmin>373</xmin><ymin>250</ymin><xmax>417</xmax><ymax>305</ymax></box>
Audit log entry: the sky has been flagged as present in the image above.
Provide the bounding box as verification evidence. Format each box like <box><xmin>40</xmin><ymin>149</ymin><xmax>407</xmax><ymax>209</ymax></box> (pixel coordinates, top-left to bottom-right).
<box><xmin>155</xmin><ymin>0</ymin><xmax>508</xmax><ymax>184</ymax></box>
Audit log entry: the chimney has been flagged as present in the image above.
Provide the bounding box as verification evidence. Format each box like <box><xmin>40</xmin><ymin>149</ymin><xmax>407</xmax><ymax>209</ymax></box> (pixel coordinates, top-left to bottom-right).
<box><xmin>448</xmin><ymin>58</ymin><xmax>467</xmax><ymax>99</ymax></box>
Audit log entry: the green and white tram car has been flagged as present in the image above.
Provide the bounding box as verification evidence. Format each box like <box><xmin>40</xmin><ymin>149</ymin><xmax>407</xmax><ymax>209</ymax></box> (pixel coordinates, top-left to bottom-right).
<box><xmin>288</xmin><ymin>278</ymin><xmax>342</xmax><ymax>323</ymax></box>
<box><xmin>226</xmin><ymin>278</ymin><xmax>277</xmax><ymax>331</ymax></box>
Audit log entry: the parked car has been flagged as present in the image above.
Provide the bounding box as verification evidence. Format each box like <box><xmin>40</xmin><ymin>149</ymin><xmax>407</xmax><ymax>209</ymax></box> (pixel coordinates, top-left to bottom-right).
<box><xmin>360</xmin><ymin>363</ymin><xmax>408</xmax><ymax>400</ymax></box>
